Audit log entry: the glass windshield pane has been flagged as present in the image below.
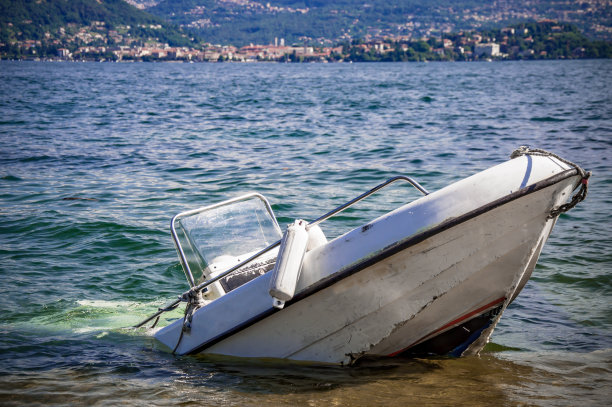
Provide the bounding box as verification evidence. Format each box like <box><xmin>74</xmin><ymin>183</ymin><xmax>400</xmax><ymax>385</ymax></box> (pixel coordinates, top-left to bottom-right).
<box><xmin>175</xmin><ymin>196</ymin><xmax>281</xmax><ymax>283</ymax></box>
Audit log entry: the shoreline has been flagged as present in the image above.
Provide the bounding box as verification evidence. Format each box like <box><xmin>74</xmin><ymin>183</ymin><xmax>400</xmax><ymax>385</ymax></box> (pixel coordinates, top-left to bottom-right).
<box><xmin>1</xmin><ymin>56</ymin><xmax>609</xmax><ymax>64</ymax></box>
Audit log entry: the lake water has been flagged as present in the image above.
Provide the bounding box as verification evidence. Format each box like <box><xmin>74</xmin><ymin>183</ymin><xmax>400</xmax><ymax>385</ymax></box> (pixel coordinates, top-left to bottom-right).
<box><xmin>0</xmin><ymin>59</ymin><xmax>610</xmax><ymax>405</ymax></box>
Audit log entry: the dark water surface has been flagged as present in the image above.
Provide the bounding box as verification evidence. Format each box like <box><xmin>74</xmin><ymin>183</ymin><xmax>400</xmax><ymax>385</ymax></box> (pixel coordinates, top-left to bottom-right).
<box><xmin>0</xmin><ymin>60</ymin><xmax>610</xmax><ymax>406</ymax></box>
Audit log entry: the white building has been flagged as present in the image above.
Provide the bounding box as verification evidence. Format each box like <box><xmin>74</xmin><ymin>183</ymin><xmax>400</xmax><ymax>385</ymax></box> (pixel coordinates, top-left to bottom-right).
<box><xmin>57</xmin><ymin>48</ymin><xmax>71</xmax><ymax>58</ymax></box>
<box><xmin>474</xmin><ymin>43</ymin><xmax>500</xmax><ymax>57</ymax></box>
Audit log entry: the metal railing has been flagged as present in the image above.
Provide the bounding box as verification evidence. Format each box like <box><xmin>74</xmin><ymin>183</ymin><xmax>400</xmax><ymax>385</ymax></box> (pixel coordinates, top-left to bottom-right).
<box><xmin>134</xmin><ymin>176</ymin><xmax>429</xmax><ymax>329</ymax></box>
<box><xmin>307</xmin><ymin>175</ymin><xmax>429</xmax><ymax>229</ymax></box>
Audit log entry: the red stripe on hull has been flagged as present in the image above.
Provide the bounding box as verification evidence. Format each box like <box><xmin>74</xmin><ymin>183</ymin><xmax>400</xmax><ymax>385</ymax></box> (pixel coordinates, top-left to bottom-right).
<box><xmin>387</xmin><ymin>296</ymin><xmax>506</xmax><ymax>357</ymax></box>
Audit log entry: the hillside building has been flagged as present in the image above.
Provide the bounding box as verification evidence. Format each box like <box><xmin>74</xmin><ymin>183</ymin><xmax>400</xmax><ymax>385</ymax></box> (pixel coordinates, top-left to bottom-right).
<box><xmin>474</xmin><ymin>43</ymin><xmax>500</xmax><ymax>57</ymax></box>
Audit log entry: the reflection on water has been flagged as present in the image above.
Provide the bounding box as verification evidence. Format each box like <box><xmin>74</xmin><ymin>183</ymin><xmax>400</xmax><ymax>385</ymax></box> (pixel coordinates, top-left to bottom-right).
<box><xmin>1</xmin><ymin>349</ymin><xmax>610</xmax><ymax>406</ymax></box>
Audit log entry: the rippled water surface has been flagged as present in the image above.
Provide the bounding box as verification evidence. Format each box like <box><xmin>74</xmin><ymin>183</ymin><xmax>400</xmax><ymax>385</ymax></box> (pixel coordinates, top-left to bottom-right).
<box><xmin>0</xmin><ymin>60</ymin><xmax>610</xmax><ymax>406</ymax></box>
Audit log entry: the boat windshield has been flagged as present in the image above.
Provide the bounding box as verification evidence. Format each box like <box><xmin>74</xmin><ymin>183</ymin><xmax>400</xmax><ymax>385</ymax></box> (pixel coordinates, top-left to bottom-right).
<box><xmin>173</xmin><ymin>195</ymin><xmax>282</xmax><ymax>285</ymax></box>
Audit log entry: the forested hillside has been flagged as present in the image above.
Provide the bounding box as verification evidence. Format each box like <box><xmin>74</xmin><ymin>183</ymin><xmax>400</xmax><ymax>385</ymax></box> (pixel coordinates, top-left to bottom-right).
<box><xmin>1</xmin><ymin>1</ymin><xmax>609</xmax><ymax>61</ymax></box>
<box><xmin>0</xmin><ymin>0</ymin><xmax>198</xmax><ymax>48</ymax></box>
<box><xmin>147</xmin><ymin>0</ymin><xmax>611</xmax><ymax>45</ymax></box>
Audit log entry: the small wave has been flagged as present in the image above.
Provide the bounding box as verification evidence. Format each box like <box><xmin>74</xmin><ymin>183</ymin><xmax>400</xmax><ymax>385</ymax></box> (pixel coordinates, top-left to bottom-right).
<box><xmin>435</xmin><ymin>152</ymin><xmax>456</xmax><ymax>158</ymax></box>
<box><xmin>530</xmin><ymin>116</ymin><xmax>566</xmax><ymax>122</ymax></box>
<box><xmin>62</xmin><ymin>196</ymin><xmax>98</xmax><ymax>201</ymax></box>
<box><xmin>285</xmin><ymin>130</ymin><xmax>315</xmax><ymax>138</ymax></box>
<box><xmin>76</xmin><ymin>299</ymin><xmax>144</xmax><ymax>308</ymax></box>
<box><xmin>0</xmin><ymin>119</ymin><xmax>27</xmax><ymax>125</ymax></box>
<box><xmin>15</xmin><ymin>154</ymin><xmax>54</xmax><ymax>163</ymax></box>
<box><xmin>217</xmin><ymin>114</ymin><xmax>246</xmax><ymax>121</ymax></box>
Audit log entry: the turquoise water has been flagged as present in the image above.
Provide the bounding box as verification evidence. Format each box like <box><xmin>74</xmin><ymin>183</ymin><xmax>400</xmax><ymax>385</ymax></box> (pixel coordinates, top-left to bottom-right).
<box><xmin>0</xmin><ymin>60</ymin><xmax>610</xmax><ymax>405</ymax></box>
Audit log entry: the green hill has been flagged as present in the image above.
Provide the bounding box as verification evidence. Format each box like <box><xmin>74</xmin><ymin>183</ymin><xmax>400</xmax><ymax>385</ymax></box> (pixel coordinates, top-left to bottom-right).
<box><xmin>1</xmin><ymin>0</ymin><xmax>609</xmax><ymax>61</ymax></box>
<box><xmin>0</xmin><ymin>0</ymin><xmax>199</xmax><ymax>51</ymax></box>
<box><xmin>148</xmin><ymin>0</ymin><xmax>611</xmax><ymax>46</ymax></box>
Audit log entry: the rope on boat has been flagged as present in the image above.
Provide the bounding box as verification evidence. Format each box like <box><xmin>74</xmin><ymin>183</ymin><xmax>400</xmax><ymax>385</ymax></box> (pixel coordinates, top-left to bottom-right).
<box><xmin>510</xmin><ymin>146</ymin><xmax>591</xmax><ymax>218</ymax></box>
<box><xmin>171</xmin><ymin>290</ymin><xmax>204</xmax><ymax>354</ymax></box>
<box><xmin>149</xmin><ymin>302</ymin><xmax>182</xmax><ymax>329</ymax></box>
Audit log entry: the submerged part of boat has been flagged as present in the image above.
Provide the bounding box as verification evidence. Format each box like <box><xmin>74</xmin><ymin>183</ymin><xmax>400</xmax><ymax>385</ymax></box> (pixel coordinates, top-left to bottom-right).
<box><xmin>137</xmin><ymin>147</ymin><xmax>590</xmax><ymax>365</ymax></box>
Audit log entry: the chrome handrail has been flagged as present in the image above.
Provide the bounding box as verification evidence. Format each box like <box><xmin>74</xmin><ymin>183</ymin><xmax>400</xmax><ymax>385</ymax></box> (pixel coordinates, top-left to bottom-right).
<box><xmin>134</xmin><ymin>176</ymin><xmax>429</xmax><ymax>329</ymax></box>
<box><xmin>308</xmin><ymin>175</ymin><xmax>429</xmax><ymax>229</ymax></box>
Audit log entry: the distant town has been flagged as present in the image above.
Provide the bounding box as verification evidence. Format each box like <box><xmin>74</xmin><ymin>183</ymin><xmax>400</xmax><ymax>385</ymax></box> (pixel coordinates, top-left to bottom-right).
<box><xmin>3</xmin><ymin>20</ymin><xmax>610</xmax><ymax>63</ymax></box>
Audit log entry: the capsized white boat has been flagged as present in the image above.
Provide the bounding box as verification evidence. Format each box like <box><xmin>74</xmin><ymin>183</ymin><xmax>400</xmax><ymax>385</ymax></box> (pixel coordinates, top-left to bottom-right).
<box><xmin>137</xmin><ymin>147</ymin><xmax>590</xmax><ymax>365</ymax></box>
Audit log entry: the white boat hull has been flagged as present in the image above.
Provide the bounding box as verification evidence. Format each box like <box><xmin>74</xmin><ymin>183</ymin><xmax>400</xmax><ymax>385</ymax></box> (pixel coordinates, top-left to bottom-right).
<box><xmin>155</xmin><ymin>154</ymin><xmax>582</xmax><ymax>364</ymax></box>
